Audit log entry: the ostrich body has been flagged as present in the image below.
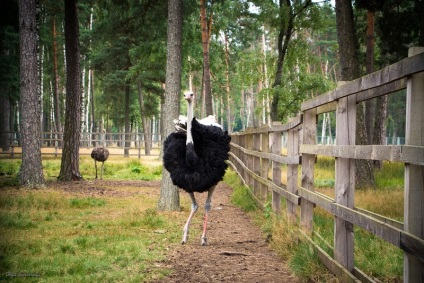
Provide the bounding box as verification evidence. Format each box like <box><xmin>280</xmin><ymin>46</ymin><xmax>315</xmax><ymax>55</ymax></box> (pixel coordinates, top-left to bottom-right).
<box><xmin>163</xmin><ymin>91</ymin><xmax>231</xmax><ymax>245</ymax></box>
<box><xmin>91</xmin><ymin>147</ymin><xmax>109</xmax><ymax>180</ymax></box>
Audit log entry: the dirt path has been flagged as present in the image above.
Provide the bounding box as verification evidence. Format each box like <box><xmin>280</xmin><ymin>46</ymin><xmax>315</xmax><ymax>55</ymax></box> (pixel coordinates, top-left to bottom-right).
<box><xmin>153</xmin><ymin>182</ymin><xmax>299</xmax><ymax>283</ymax></box>
<box><xmin>29</xmin><ymin>179</ymin><xmax>299</xmax><ymax>282</ymax></box>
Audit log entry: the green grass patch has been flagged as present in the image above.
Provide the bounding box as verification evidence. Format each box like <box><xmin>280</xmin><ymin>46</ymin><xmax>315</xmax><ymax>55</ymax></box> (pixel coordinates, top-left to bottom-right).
<box><xmin>227</xmin><ymin>157</ymin><xmax>404</xmax><ymax>283</ymax></box>
<box><xmin>224</xmin><ymin>170</ymin><xmax>257</xmax><ymax>212</ymax></box>
<box><xmin>0</xmin><ymin>185</ymin><xmax>182</xmax><ymax>282</ymax></box>
<box><xmin>0</xmin><ymin>156</ymin><xmax>162</xmax><ymax>185</ymax></box>
<box><xmin>69</xmin><ymin>197</ymin><xmax>106</xmax><ymax>209</ymax></box>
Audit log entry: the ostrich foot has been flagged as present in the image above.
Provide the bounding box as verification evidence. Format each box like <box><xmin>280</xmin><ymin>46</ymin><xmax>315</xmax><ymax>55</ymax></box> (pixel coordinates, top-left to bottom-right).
<box><xmin>201</xmin><ymin>237</ymin><xmax>207</xmax><ymax>246</ymax></box>
<box><xmin>181</xmin><ymin>231</ymin><xmax>189</xmax><ymax>245</ymax></box>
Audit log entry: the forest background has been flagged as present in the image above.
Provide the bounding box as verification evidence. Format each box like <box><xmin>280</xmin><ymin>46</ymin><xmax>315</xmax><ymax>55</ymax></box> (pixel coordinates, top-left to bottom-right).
<box><xmin>0</xmin><ymin>0</ymin><xmax>423</xmax><ymax>186</ymax></box>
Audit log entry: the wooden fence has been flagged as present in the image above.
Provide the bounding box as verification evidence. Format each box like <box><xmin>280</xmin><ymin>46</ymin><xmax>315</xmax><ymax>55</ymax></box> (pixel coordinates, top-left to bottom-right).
<box><xmin>0</xmin><ymin>131</ymin><xmax>161</xmax><ymax>158</ymax></box>
<box><xmin>228</xmin><ymin>47</ymin><xmax>424</xmax><ymax>282</ymax></box>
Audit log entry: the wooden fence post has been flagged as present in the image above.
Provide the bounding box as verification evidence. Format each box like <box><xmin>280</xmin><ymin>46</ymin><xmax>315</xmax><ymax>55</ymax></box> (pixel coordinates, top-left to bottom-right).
<box><xmin>404</xmin><ymin>46</ymin><xmax>424</xmax><ymax>282</ymax></box>
<box><xmin>271</xmin><ymin>122</ymin><xmax>282</xmax><ymax>214</ymax></box>
<box><xmin>334</xmin><ymin>87</ymin><xmax>356</xmax><ymax>272</ymax></box>
<box><xmin>301</xmin><ymin>109</ymin><xmax>316</xmax><ymax>231</ymax></box>
<box><xmin>245</xmin><ymin>131</ymin><xmax>254</xmax><ymax>188</ymax></box>
<box><xmin>235</xmin><ymin>134</ymin><xmax>242</xmax><ymax>175</ymax></box>
<box><xmin>287</xmin><ymin>121</ymin><xmax>299</xmax><ymax>219</ymax></box>
<box><xmin>261</xmin><ymin>131</ymin><xmax>270</xmax><ymax>202</ymax></box>
<box><xmin>253</xmin><ymin>132</ymin><xmax>261</xmax><ymax>199</ymax></box>
<box><xmin>239</xmin><ymin>133</ymin><xmax>246</xmax><ymax>182</ymax></box>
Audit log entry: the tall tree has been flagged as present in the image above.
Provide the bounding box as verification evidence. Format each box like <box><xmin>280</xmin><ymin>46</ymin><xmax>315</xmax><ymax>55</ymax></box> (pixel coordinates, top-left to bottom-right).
<box><xmin>19</xmin><ymin>0</ymin><xmax>45</xmax><ymax>187</ymax></box>
<box><xmin>51</xmin><ymin>13</ymin><xmax>63</xmax><ymax>135</ymax></box>
<box><xmin>58</xmin><ymin>0</ymin><xmax>82</xmax><ymax>181</ymax></box>
<box><xmin>0</xmin><ymin>0</ymin><xmax>19</xmax><ymax>151</ymax></box>
<box><xmin>158</xmin><ymin>0</ymin><xmax>183</xmax><ymax>211</ymax></box>
<box><xmin>360</xmin><ymin>1</ymin><xmax>387</xmax><ymax>169</ymax></box>
<box><xmin>270</xmin><ymin>0</ymin><xmax>312</xmax><ymax>121</ymax></box>
<box><xmin>200</xmin><ymin>0</ymin><xmax>213</xmax><ymax>116</ymax></box>
<box><xmin>336</xmin><ymin>0</ymin><xmax>375</xmax><ymax>188</ymax></box>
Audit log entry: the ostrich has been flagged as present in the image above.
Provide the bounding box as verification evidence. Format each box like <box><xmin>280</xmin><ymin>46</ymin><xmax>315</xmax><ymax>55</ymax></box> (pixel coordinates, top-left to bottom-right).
<box><xmin>91</xmin><ymin>147</ymin><xmax>109</xmax><ymax>180</ymax></box>
<box><xmin>163</xmin><ymin>91</ymin><xmax>231</xmax><ymax>246</ymax></box>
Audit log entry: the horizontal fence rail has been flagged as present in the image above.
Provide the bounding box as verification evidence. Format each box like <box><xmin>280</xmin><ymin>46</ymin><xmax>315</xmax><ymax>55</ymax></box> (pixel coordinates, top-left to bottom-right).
<box><xmin>228</xmin><ymin>47</ymin><xmax>424</xmax><ymax>282</ymax></box>
<box><xmin>0</xmin><ymin>132</ymin><xmax>162</xmax><ymax>158</ymax></box>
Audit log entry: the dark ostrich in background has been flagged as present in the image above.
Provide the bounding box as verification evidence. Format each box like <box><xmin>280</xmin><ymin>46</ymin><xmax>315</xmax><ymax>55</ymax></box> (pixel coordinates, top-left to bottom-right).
<box><xmin>91</xmin><ymin>147</ymin><xmax>109</xmax><ymax>180</ymax></box>
<box><xmin>163</xmin><ymin>91</ymin><xmax>231</xmax><ymax>246</ymax></box>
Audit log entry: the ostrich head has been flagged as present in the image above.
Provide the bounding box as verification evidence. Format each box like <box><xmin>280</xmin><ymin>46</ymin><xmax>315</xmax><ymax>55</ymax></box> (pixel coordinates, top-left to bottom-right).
<box><xmin>184</xmin><ymin>91</ymin><xmax>194</xmax><ymax>102</ymax></box>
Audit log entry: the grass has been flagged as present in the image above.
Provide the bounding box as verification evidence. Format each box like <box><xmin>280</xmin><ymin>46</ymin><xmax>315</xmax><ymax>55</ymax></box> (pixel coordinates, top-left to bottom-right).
<box><xmin>0</xmin><ymin>155</ymin><xmax>183</xmax><ymax>282</ymax></box>
<box><xmin>0</xmin><ymin>184</ymin><xmax>185</xmax><ymax>282</ymax></box>
<box><xmin>225</xmin><ymin>156</ymin><xmax>405</xmax><ymax>283</ymax></box>
<box><xmin>0</xmin><ymin>153</ymin><xmax>406</xmax><ymax>282</ymax></box>
<box><xmin>0</xmin><ymin>155</ymin><xmax>162</xmax><ymax>185</ymax></box>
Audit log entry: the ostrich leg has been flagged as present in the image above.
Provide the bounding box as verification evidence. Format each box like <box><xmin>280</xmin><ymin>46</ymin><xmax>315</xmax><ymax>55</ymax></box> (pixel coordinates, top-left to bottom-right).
<box><xmin>94</xmin><ymin>160</ymin><xmax>98</xmax><ymax>179</ymax></box>
<box><xmin>100</xmin><ymin>162</ymin><xmax>104</xmax><ymax>180</ymax></box>
<box><xmin>201</xmin><ymin>186</ymin><xmax>216</xmax><ymax>246</ymax></box>
<box><xmin>182</xmin><ymin>192</ymin><xmax>198</xmax><ymax>244</ymax></box>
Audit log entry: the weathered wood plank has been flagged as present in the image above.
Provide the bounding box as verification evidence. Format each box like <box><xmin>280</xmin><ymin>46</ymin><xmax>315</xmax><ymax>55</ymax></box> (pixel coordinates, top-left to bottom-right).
<box><xmin>253</xmin><ymin>133</ymin><xmax>261</xmax><ymax>199</ymax></box>
<box><xmin>228</xmin><ymin>152</ymin><xmax>300</xmax><ymax>206</ymax></box>
<box><xmin>332</xmin><ymin>203</ymin><xmax>401</xmax><ymax>246</ymax></box>
<box><xmin>316</xmin><ymin>101</ymin><xmax>337</xmax><ymax>115</ymax></box>
<box><xmin>271</xmin><ymin>122</ymin><xmax>283</xmax><ymax>214</ymax></box>
<box><xmin>298</xmin><ymin>186</ymin><xmax>333</xmax><ymax>212</ymax></box>
<box><xmin>404</xmin><ymin>47</ymin><xmax>424</xmax><ymax>280</ymax></box>
<box><xmin>287</xmin><ymin>125</ymin><xmax>299</xmax><ymax>218</ymax></box>
<box><xmin>226</xmin><ymin>159</ymin><xmax>264</xmax><ymax>209</ymax></box>
<box><xmin>401</xmin><ymin>145</ymin><xmax>424</xmax><ymax>166</ymax></box>
<box><xmin>356</xmin><ymin>78</ymin><xmax>406</xmax><ymax>103</ymax></box>
<box><xmin>301</xmin><ymin>52</ymin><xmax>424</xmax><ymax>111</ymax></box>
<box><xmin>400</xmin><ymin>232</ymin><xmax>424</xmax><ymax>263</ymax></box>
<box><xmin>300</xmin><ymin>230</ymin><xmax>362</xmax><ymax>283</ymax></box>
<box><xmin>355</xmin><ymin>207</ymin><xmax>403</xmax><ymax>230</ymax></box>
<box><xmin>353</xmin><ymin>268</ymin><xmax>377</xmax><ymax>283</ymax></box>
<box><xmin>270</xmin><ymin>115</ymin><xmax>302</xmax><ymax>132</ymax></box>
<box><xmin>261</xmin><ymin>133</ymin><xmax>270</xmax><ymax>202</ymax></box>
<box><xmin>231</xmin><ymin>142</ymin><xmax>301</xmax><ymax>165</ymax></box>
<box><xmin>246</xmin><ymin>133</ymin><xmax>254</xmax><ymax>188</ymax></box>
<box><xmin>300</xmin><ymin>144</ymin><xmax>418</xmax><ymax>163</ymax></box>
<box><xmin>334</xmin><ymin>93</ymin><xmax>356</xmax><ymax>271</ymax></box>
<box><xmin>301</xmin><ymin>109</ymin><xmax>316</xmax><ymax>232</ymax></box>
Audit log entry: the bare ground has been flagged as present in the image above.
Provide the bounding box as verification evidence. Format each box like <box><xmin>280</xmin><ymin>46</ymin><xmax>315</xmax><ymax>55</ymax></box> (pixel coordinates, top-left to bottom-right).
<box><xmin>37</xmin><ymin>179</ymin><xmax>299</xmax><ymax>282</ymax></box>
<box><xmin>151</xmin><ymin>182</ymin><xmax>299</xmax><ymax>283</ymax></box>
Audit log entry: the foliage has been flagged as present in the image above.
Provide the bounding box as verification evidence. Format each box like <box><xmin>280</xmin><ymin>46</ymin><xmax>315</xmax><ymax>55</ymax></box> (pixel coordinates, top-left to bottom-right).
<box><xmin>0</xmin><ymin>13</ymin><xmax>20</xmax><ymax>103</ymax></box>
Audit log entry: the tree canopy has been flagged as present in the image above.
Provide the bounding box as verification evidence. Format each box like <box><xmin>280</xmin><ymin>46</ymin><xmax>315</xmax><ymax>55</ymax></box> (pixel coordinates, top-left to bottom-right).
<box><xmin>2</xmin><ymin>0</ymin><xmax>422</xmax><ymax>182</ymax></box>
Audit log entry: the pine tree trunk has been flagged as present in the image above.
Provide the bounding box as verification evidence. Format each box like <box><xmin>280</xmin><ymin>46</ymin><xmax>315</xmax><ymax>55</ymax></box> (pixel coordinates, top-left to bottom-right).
<box><xmin>19</xmin><ymin>0</ymin><xmax>45</xmax><ymax>187</ymax></box>
<box><xmin>224</xmin><ymin>31</ymin><xmax>232</xmax><ymax>133</ymax></box>
<box><xmin>356</xmin><ymin>102</ymin><xmax>375</xmax><ymax>188</ymax></box>
<box><xmin>336</xmin><ymin>0</ymin><xmax>375</xmax><ymax>188</ymax></box>
<box><xmin>58</xmin><ymin>0</ymin><xmax>82</xmax><ymax>181</ymax></box>
<box><xmin>373</xmin><ymin>95</ymin><xmax>388</xmax><ymax>169</ymax></box>
<box><xmin>124</xmin><ymin>83</ymin><xmax>130</xmax><ymax>157</ymax></box>
<box><xmin>52</xmin><ymin>16</ymin><xmax>62</xmax><ymax>135</ymax></box>
<box><xmin>200</xmin><ymin>0</ymin><xmax>213</xmax><ymax>116</ymax></box>
<box><xmin>158</xmin><ymin>0</ymin><xmax>183</xmax><ymax>211</ymax></box>
<box><xmin>365</xmin><ymin>10</ymin><xmax>375</xmax><ymax>144</ymax></box>
<box><xmin>137</xmin><ymin>82</ymin><xmax>151</xmax><ymax>155</ymax></box>
<box><xmin>0</xmin><ymin>94</ymin><xmax>11</xmax><ymax>151</ymax></box>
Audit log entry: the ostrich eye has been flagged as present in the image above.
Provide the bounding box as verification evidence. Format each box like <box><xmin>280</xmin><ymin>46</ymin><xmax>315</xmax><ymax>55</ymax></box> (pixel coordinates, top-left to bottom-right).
<box><xmin>190</xmin><ymin>93</ymin><xmax>194</xmax><ymax>97</ymax></box>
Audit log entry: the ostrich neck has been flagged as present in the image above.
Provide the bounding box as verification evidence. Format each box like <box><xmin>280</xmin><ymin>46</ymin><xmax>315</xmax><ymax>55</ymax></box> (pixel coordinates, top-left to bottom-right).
<box><xmin>186</xmin><ymin>100</ymin><xmax>193</xmax><ymax>144</ymax></box>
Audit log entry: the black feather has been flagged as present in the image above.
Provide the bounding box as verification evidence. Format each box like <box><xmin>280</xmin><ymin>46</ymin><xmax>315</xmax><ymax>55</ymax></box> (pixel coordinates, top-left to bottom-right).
<box><xmin>163</xmin><ymin>118</ymin><xmax>231</xmax><ymax>193</ymax></box>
